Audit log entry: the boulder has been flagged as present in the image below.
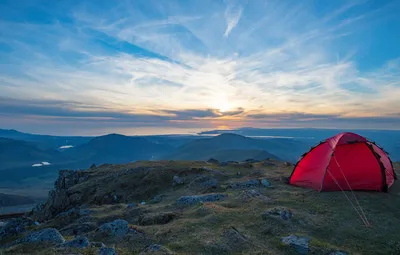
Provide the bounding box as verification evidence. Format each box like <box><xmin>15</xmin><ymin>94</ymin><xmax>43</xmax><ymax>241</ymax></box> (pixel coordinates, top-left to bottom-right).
<box><xmin>140</xmin><ymin>244</ymin><xmax>174</xmax><ymax>254</ymax></box>
<box><xmin>176</xmin><ymin>194</ymin><xmax>227</xmax><ymax>206</ymax></box>
<box><xmin>11</xmin><ymin>228</ymin><xmax>65</xmax><ymax>246</ymax></box>
<box><xmin>263</xmin><ymin>207</ymin><xmax>292</xmax><ymax>220</ymax></box>
<box><xmin>139</xmin><ymin>212</ymin><xmax>178</xmax><ymax>225</ymax></box>
<box><xmin>0</xmin><ymin>217</ymin><xmax>35</xmax><ymax>240</ymax></box>
<box><xmin>98</xmin><ymin>247</ymin><xmax>118</xmax><ymax>255</ymax></box>
<box><xmin>59</xmin><ymin>236</ymin><xmax>89</xmax><ymax>248</ymax></box>
<box><xmin>172</xmin><ymin>176</ymin><xmax>183</xmax><ymax>185</ymax></box>
<box><xmin>98</xmin><ymin>219</ymin><xmax>129</xmax><ymax>238</ymax></box>
<box><xmin>281</xmin><ymin>235</ymin><xmax>310</xmax><ymax>255</ymax></box>
<box><xmin>260</xmin><ymin>179</ymin><xmax>271</xmax><ymax>187</ymax></box>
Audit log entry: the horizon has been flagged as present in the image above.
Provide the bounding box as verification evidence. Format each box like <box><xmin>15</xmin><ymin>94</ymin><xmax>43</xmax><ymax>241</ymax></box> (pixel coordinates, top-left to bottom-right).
<box><xmin>1</xmin><ymin>0</ymin><xmax>400</xmax><ymax>134</ymax></box>
<box><xmin>2</xmin><ymin>126</ymin><xmax>400</xmax><ymax>137</ymax></box>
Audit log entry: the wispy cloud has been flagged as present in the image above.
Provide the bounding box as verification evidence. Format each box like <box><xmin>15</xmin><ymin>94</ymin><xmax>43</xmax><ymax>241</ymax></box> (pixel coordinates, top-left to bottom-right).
<box><xmin>223</xmin><ymin>0</ymin><xmax>244</xmax><ymax>37</ymax></box>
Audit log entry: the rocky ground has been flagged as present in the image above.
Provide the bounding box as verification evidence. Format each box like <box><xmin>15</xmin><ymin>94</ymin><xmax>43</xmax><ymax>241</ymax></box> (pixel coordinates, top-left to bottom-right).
<box><xmin>0</xmin><ymin>159</ymin><xmax>399</xmax><ymax>255</ymax></box>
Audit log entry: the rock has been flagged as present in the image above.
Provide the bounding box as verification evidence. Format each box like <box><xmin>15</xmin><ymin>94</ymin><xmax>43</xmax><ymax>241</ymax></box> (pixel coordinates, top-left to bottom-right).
<box><xmin>230</xmin><ymin>179</ymin><xmax>260</xmax><ymax>189</ymax></box>
<box><xmin>12</xmin><ymin>228</ymin><xmax>65</xmax><ymax>246</ymax></box>
<box><xmin>59</xmin><ymin>236</ymin><xmax>89</xmax><ymax>248</ymax></box>
<box><xmin>150</xmin><ymin>195</ymin><xmax>164</xmax><ymax>203</ymax></box>
<box><xmin>91</xmin><ymin>242</ymin><xmax>106</xmax><ymax>248</ymax></box>
<box><xmin>188</xmin><ymin>175</ymin><xmax>218</xmax><ymax>190</ymax></box>
<box><xmin>207</xmin><ymin>158</ymin><xmax>220</xmax><ymax>164</ymax></box>
<box><xmin>238</xmin><ymin>189</ymin><xmax>270</xmax><ymax>202</ymax></box>
<box><xmin>263</xmin><ymin>207</ymin><xmax>292</xmax><ymax>220</ymax></box>
<box><xmin>139</xmin><ymin>212</ymin><xmax>178</xmax><ymax>225</ymax></box>
<box><xmin>220</xmin><ymin>227</ymin><xmax>251</xmax><ymax>252</ymax></box>
<box><xmin>98</xmin><ymin>219</ymin><xmax>129</xmax><ymax>238</ymax></box>
<box><xmin>329</xmin><ymin>252</ymin><xmax>348</xmax><ymax>255</ymax></box>
<box><xmin>260</xmin><ymin>179</ymin><xmax>272</xmax><ymax>187</ymax></box>
<box><xmin>281</xmin><ymin>235</ymin><xmax>310</xmax><ymax>255</ymax></box>
<box><xmin>98</xmin><ymin>247</ymin><xmax>118</xmax><ymax>255</ymax></box>
<box><xmin>176</xmin><ymin>193</ymin><xmax>227</xmax><ymax>206</ymax></box>
<box><xmin>172</xmin><ymin>176</ymin><xmax>183</xmax><ymax>185</ymax></box>
<box><xmin>140</xmin><ymin>244</ymin><xmax>174</xmax><ymax>254</ymax></box>
<box><xmin>0</xmin><ymin>217</ymin><xmax>35</xmax><ymax>240</ymax></box>
<box><xmin>90</xmin><ymin>164</ymin><xmax>96</xmax><ymax>169</ymax></box>
<box><xmin>31</xmin><ymin>170</ymin><xmax>90</xmax><ymax>221</ymax></box>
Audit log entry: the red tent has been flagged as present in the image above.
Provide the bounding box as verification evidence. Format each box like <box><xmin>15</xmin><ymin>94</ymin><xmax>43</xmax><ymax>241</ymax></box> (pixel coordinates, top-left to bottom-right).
<box><xmin>289</xmin><ymin>132</ymin><xmax>397</xmax><ymax>192</ymax></box>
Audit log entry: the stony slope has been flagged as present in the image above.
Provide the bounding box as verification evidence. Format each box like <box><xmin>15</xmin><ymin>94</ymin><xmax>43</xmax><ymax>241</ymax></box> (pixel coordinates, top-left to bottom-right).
<box><xmin>0</xmin><ymin>160</ymin><xmax>399</xmax><ymax>255</ymax></box>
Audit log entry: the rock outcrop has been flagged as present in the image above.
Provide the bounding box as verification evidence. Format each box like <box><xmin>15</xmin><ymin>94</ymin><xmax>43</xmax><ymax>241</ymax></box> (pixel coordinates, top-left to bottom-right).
<box><xmin>31</xmin><ymin>170</ymin><xmax>90</xmax><ymax>222</ymax></box>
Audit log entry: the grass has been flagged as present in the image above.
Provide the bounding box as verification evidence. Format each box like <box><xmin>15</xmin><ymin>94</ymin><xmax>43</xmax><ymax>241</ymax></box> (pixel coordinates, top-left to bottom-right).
<box><xmin>1</xmin><ymin>160</ymin><xmax>399</xmax><ymax>254</ymax></box>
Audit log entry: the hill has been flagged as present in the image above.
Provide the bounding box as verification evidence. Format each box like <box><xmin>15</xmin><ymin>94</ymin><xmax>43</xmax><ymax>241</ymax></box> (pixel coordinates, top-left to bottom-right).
<box><xmin>0</xmin><ymin>129</ymin><xmax>91</xmax><ymax>150</ymax></box>
<box><xmin>199</xmin><ymin>128</ymin><xmax>400</xmax><ymax>161</ymax></box>
<box><xmin>0</xmin><ymin>160</ymin><xmax>398</xmax><ymax>254</ymax></box>
<box><xmin>65</xmin><ymin>134</ymin><xmax>173</xmax><ymax>165</ymax></box>
<box><xmin>0</xmin><ymin>137</ymin><xmax>60</xmax><ymax>170</ymax></box>
<box><xmin>168</xmin><ymin>133</ymin><xmax>307</xmax><ymax>162</ymax></box>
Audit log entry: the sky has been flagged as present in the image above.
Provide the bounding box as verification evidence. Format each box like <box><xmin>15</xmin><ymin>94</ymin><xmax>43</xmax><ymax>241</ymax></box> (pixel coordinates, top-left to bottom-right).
<box><xmin>1</xmin><ymin>0</ymin><xmax>400</xmax><ymax>135</ymax></box>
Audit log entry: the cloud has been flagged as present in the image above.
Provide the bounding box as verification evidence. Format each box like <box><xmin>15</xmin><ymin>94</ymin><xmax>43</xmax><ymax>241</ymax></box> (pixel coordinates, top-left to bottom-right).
<box><xmin>223</xmin><ymin>0</ymin><xmax>244</xmax><ymax>37</ymax></box>
<box><xmin>0</xmin><ymin>0</ymin><xmax>400</xmax><ymax>134</ymax></box>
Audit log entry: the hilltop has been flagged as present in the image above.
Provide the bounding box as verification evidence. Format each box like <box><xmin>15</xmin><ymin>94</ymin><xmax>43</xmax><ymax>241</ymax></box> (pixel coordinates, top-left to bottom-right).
<box><xmin>0</xmin><ymin>160</ymin><xmax>399</xmax><ymax>255</ymax></box>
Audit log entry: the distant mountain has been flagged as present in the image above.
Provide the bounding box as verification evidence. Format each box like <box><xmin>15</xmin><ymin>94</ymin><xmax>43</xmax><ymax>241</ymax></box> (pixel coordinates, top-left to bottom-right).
<box><xmin>65</xmin><ymin>134</ymin><xmax>174</xmax><ymax>165</ymax></box>
<box><xmin>0</xmin><ymin>137</ymin><xmax>61</xmax><ymax>170</ymax></box>
<box><xmin>198</xmin><ymin>128</ymin><xmax>400</xmax><ymax>161</ymax></box>
<box><xmin>0</xmin><ymin>128</ymin><xmax>92</xmax><ymax>150</ymax></box>
<box><xmin>168</xmin><ymin>133</ymin><xmax>308</xmax><ymax>162</ymax></box>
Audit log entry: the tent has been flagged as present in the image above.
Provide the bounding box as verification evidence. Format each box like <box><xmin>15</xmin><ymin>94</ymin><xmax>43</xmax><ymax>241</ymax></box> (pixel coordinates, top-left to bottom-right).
<box><xmin>289</xmin><ymin>132</ymin><xmax>397</xmax><ymax>192</ymax></box>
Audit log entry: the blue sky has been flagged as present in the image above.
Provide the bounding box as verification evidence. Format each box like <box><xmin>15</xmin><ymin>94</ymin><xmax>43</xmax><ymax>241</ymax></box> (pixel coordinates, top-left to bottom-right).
<box><xmin>0</xmin><ymin>0</ymin><xmax>400</xmax><ymax>135</ymax></box>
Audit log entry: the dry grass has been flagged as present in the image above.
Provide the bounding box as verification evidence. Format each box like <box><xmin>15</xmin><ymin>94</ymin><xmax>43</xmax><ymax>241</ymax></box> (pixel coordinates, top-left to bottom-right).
<box><xmin>2</xmin><ymin>160</ymin><xmax>400</xmax><ymax>254</ymax></box>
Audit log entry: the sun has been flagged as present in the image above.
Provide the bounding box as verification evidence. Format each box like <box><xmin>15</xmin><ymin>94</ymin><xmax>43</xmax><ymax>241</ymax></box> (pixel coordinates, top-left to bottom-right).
<box><xmin>213</xmin><ymin>98</ymin><xmax>233</xmax><ymax>113</ymax></box>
